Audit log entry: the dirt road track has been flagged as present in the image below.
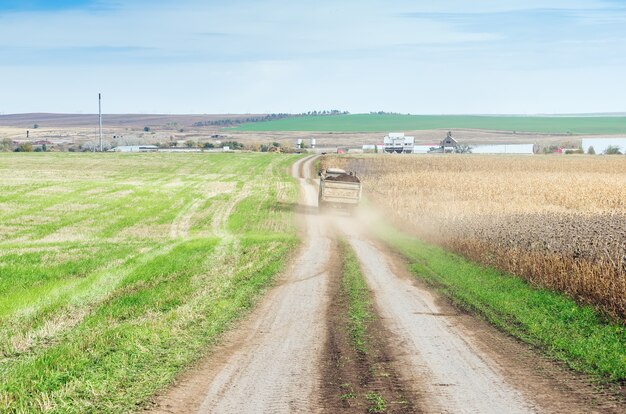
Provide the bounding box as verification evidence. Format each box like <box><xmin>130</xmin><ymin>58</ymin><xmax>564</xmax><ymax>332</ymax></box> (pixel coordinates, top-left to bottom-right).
<box><xmin>337</xmin><ymin>220</ymin><xmax>533</xmax><ymax>413</ymax></box>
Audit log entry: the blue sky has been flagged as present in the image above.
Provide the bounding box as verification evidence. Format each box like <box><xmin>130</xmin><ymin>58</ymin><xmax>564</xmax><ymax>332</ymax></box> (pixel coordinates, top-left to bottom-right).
<box><xmin>1</xmin><ymin>0</ymin><xmax>625</xmax><ymax>114</ymax></box>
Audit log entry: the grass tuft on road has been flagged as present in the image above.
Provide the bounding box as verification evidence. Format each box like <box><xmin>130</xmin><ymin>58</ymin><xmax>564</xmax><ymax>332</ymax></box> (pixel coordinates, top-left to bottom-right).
<box><xmin>341</xmin><ymin>239</ymin><xmax>374</xmax><ymax>355</ymax></box>
<box><xmin>376</xmin><ymin>225</ymin><xmax>626</xmax><ymax>382</ymax></box>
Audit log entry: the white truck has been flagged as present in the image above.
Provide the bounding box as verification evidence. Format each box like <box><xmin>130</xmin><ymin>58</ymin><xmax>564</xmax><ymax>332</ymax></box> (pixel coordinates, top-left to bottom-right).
<box><xmin>318</xmin><ymin>168</ymin><xmax>362</xmax><ymax>212</ymax></box>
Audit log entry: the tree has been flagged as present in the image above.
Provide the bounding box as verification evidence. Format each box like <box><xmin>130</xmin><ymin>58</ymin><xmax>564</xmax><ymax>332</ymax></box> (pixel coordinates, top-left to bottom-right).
<box><xmin>455</xmin><ymin>145</ymin><xmax>472</xmax><ymax>154</ymax></box>
<box><xmin>33</xmin><ymin>123</ymin><xmax>39</xmax><ymax>129</ymax></box>
<box><xmin>203</xmin><ymin>142</ymin><xmax>215</xmax><ymax>149</ymax></box>
<box><xmin>542</xmin><ymin>144</ymin><xmax>560</xmax><ymax>154</ymax></box>
<box><xmin>248</xmin><ymin>143</ymin><xmax>260</xmax><ymax>152</ymax></box>
<box><xmin>185</xmin><ymin>140</ymin><xmax>196</xmax><ymax>148</ymax></box>
<box><xmin>604</xmin><ymin>145</ymin><xmax>623</xmax><ymax>155</ymax></box>
<box><xmin>221</xmin><ymin>141</ymin><xmax>244</xmax><ymax>150</ymax></box>
<box><xmin>16</xmin><ymin>142</ymin><xmax>33</xmax><ymax>152</ymax></box>
<box><xmin>143</xmin><ymin>126</ymin><xmax>151</xmax><ymax>132</ymax></box>
<box><xmin>587</xmin><ymin>146</ymin><xmax>596</xmax><ymax>155</ymax></box>
<box><xmin>1</xmin><ymin>138</ymin><xmax>12</xmax><ymax>152</ymax></box>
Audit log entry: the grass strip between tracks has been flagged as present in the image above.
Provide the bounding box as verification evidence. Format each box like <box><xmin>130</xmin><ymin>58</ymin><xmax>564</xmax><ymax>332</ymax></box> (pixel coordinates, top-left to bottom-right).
<box><xmin>324</xmin><ymin>240</ymin><xmax>414</xmax><ymax>413</ymax></box>
<box><xmin>376</xmin><ymin>225</ymin><xmax>626</xmax><ymax>383</ymax></box>
<box><xmin>341</xmin><ymin>239</ymin><xmax>374</xmax><ymax>356</ymax></box>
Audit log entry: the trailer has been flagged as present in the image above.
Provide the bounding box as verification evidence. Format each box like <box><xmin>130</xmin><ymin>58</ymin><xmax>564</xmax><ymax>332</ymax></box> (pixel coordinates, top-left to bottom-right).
<box><xmin>318</xmin><ymin>168</ymin><xmax>362</xmax><ymax>212</ymax></box>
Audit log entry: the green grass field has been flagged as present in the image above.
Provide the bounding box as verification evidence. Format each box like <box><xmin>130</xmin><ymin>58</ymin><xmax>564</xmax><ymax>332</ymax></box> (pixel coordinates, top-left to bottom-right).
<box><xmin>0</xmin><ymin>152</ymin><xmax>300</xmax><ymax>413</ymax></box>
<box><xmin>233</xmin><ymin>113</ymin><xmax>626</xmax><ymax>134</ymax></box>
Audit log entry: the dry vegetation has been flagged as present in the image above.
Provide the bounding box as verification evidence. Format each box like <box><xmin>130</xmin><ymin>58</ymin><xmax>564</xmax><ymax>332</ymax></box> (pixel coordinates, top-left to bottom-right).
<box><xmin>325</xmin><ymin>155</ymin><xmax>626</xmax><ymax>320</ymax></box>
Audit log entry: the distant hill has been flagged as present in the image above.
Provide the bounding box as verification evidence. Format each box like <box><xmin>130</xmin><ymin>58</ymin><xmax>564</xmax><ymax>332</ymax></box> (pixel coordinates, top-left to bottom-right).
<box><xmin>233</xmin><ymin>113</ymin><xmax>626</xmax><ymax>135</ymax></box>
<box><xmin>3</xmin><ymin>112</ymin><xmax>626</xmax><ymax>135</ymax></box>
<box><xmin>0</xmin><ymin>113</ymin><xmax>265</xmax><ymax>128</ymax></box>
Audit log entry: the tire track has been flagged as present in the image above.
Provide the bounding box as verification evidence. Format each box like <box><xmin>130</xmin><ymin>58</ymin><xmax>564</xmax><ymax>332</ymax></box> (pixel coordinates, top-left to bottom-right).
<box><xmin>337</xmin><ymin>223</ymin><xmax>534</xmax><ymax>413</ymax></box>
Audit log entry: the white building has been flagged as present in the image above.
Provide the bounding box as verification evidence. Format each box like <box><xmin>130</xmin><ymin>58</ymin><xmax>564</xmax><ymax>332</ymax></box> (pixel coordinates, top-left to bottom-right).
<box><xmin>471</xmin><ymin>144</ymin><xmax>535</xmax><ymax>154</ymax></box>
<box><xmin>581</xmin><ymin>138</ymin><xmax>626</xmax><ymax>154</ymax></box>
<box><xmin>109</xmin><ymin>145</ymin><xmax>158</xmax><ymax>152</ymax></box>
<box><xmin>383</xmin><ymin>132</ymin><xmax>414</xmax><ymax>153</ymax></box>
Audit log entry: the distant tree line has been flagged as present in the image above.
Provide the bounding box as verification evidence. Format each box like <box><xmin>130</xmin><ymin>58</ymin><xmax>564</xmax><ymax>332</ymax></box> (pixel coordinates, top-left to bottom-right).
<box><xmin>192</xmin><ymin>114</ymin><xmax>291</xmax><ymax>127</ymax></box>
<box><xmin>220</xmin><ymin>141</ymin><xmax>245</xmax><ymax>150</ymax></box>
<box><xmin>300</xmin><ymin>109</ymin><xmax>348</xmax><ymax>116</ymax></box>
<box><xmin>191</xmin><ymin>110</ymin><xmax>349</xmax><ymax>127</ymax></box>
<box><xmin>369</xmin><ymin>111</ymin><xmax>406</xmax><ymax>115</ymax></box>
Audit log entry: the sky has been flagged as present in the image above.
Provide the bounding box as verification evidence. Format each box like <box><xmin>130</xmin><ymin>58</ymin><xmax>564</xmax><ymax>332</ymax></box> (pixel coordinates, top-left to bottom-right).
<box><xmin>1</xmin><ymin>0</ymin><xmax>625</xmax><ymax>114</ymax></box>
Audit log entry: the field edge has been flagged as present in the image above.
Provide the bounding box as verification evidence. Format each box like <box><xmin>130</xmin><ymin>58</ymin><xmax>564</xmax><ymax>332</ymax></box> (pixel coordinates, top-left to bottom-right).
<box><xmin>375</xmin><ymin>223</ymin><xmax>626</xmax><ymax>387</ymax></box>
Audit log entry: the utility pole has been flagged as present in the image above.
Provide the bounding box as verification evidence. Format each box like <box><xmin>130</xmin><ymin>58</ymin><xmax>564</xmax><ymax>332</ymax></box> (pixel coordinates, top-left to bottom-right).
<box><xmin>98</xmin><ymin>93</ymin><xmax>103</xmax><ymax>152</ymax></box>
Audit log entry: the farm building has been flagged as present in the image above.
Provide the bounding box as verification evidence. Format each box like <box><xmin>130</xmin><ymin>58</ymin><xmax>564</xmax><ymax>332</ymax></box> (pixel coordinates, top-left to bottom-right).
<box><xmin>471</xmin><ymin>144</ymin><xmax>535</xmax><ymax>154</ymax></box>
<box><xmin>440</xmin><ymin>131</ymin><xmax>459</xmax><ymax>152</ymax></box>
<box><xmin>581</xmin><ymin>138</ymin><xmax>626</xmax><ymax>154</ymax></box>
<box><xmin>109</xmin><ymin>145</ymin><xmax>158</xmax><ymax>152</ymax></box>
<box><xmin>383</xmin><ymin>132</ymin><xmax>414</xmax><ymax>153</ymax></box>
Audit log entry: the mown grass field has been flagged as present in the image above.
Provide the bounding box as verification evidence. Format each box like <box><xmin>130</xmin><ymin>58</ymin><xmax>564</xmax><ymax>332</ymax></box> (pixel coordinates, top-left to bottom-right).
<box><xmin>233</xmin><ymin>113</ymin><xmax>626</xmax><ymax>134</ymax></box>
<box><xmin>0</xmin><ymin>152</ymin><xmax>300</xmax><ymax>413</ymax></box>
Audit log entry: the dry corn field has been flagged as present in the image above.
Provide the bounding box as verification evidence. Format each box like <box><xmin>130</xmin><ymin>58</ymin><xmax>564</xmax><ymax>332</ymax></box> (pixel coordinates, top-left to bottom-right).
<box><xmin>325</xmin><ymin>155</ymin><xmax>626</xmax><ymax>320</ymax></box>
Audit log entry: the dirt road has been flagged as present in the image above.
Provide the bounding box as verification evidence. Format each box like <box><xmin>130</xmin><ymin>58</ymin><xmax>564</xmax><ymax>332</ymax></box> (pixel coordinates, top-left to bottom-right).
<box><xmin>150</xmin><ymin>155</ymin><xmax>621</xmax><ymax>413</ymax></box>
<box><xmin>150</xmin><ymin>156</ymin><xmax>330</xmax><ymax>413</ymax></box>
<box><xmin>337</xmin><ymin>219</ymin><xmax>534</xmax><ymax>412</ymax></box>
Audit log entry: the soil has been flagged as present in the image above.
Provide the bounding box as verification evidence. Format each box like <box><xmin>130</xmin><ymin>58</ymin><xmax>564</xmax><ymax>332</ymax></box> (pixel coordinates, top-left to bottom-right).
<box><xmin>324</xmin><ymin>174</ymin><xmax>360</xmax><ymax>183</ymax></box>
<box><xmin>0</xmin><ymin>113</ymin><xmax>260</xmax><ymax>128</ymax></box>
<box><xmin>321</xmin><ymin>238</ymin><xmax>418</xmax><ymax>413</ymax></box>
